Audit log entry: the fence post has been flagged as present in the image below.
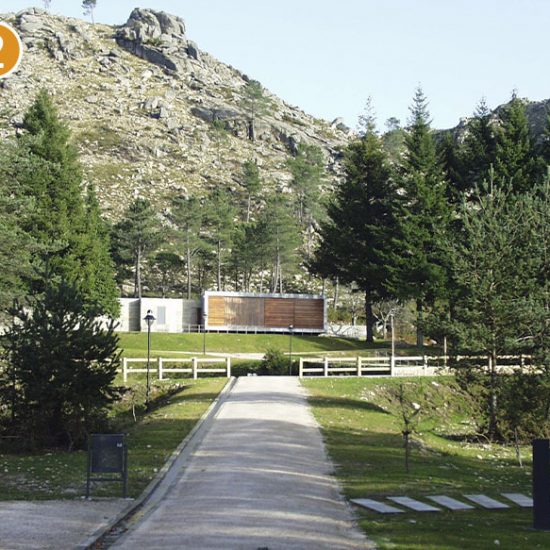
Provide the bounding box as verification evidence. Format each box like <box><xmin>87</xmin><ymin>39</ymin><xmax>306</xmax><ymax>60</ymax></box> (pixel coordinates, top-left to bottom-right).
<box><xmin>158</xmin><ymin>357</ymin><xmax>163</xmax><ymax>381</ymax></box>
<box><xmin>123</xmin><ymin>357</ymin><xmax>128</xmax><ymax>383</ymax></box>
<box><xmin>226</xmin><ymin>357</ymin><xmax>231</xmax><ymax>378</ymax></box>
<box><xmin>357</xmin><ymin>356</ymin><xmax>362</xmax><ymax>377</ymax></box>
<box><xmin>192</xmin><ymin>357</ymin><xmax>198</xmax><ymax>380</ymax></box>
<box><xmin>299</xmin><ymin>358</ymin><xmax>303</xmax><ymax>378</ymax></box>
<box><xmin>323</xmin><ymin>357</ymin><xmax>329</xmax><ymax>377</ymax></box>
<box><xmin>423</xmin><ymin>355</ymin><xmax>427</xmax><ymax>375</ymax></box>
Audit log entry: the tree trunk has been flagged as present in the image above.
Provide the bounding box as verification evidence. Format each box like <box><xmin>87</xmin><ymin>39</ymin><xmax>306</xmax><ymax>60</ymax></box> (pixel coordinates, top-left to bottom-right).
<box><xmin>333</xmin><ymin>277</ymin><xmax>339</xmax><ymax>310</ymax></box>
<box><xmin>416</xmin><ymin>299</ymin><xmax>424</xmax><ymax>348</ymax></box>
<box><xmin>246</xmin><ymin>194</ymin><xmax>251</xmax><ymax>223</ymax></box>
<box><xmin>134</xmin><ymin>247</ymin><xmax>142</xmax><ymax>298</ymax></box>
<box><xmin>365</xmin><ymin>291</ymin><xmax>374</xmax><ymax>343</ymax></box>
<box><xmin>488</xmin><ymin>349</ymin><xmax>499</xmax><ymax>439</ymax></box>
<box><xmin>186</xmin><ymin>233</ymin><xmax>192</xmax><ymax>300</ymax></box>
<box><xmin>217</xmin><ymin>239</ymin><xmax>222</xmax><ymax>291</ymax></box>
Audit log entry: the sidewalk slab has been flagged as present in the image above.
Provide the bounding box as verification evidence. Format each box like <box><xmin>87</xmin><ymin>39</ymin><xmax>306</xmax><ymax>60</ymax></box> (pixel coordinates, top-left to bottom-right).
<box><xmin>114</xmin><ymin>377</ymin><xmax>371</xmax><ymax>549</ymax></box>
<box><xmin>0</xmin><ymin>500</ymin><xmax>127</xmax><ymax>549</ymax></box>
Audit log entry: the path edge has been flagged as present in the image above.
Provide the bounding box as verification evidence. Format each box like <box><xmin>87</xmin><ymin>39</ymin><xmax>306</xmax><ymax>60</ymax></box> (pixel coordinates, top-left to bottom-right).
<box><xmin>76</xmin><ymin>376</ymin><xmax>237</xmax><ymax>550</ymax></box>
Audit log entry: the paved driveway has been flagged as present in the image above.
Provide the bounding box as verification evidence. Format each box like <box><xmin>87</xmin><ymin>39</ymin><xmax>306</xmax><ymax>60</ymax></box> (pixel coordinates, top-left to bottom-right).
<box><xmin>114</xmin><ymin>376</ymin><xmax>371</xmax><ymax>549</ymax></box>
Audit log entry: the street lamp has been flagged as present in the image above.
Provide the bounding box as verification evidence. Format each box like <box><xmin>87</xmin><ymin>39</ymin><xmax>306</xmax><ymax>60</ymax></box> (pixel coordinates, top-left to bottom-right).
<box><xmin>389</xmin><ymin>313</ymin><xmax>395</xmax><ymax>377</ymax></box>
<box><xmin>288</xmin><ymin>324</ymin><xmax>294</xmax><ymax>376</ymax></box>
<box><xmin>144</xmin><ymin>309</ymin><xmax>155</xmax><ymax>412</ymax></box>
<box><xmin>203</xmin><ymin>312</ymin><xmax>208</xmax><ymax>355</ymax></box>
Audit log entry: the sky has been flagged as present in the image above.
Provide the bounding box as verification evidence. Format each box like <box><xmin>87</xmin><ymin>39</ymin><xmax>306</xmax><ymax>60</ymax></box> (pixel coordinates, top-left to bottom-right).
<box><xmin>2</xmin><ymin>1</ymin><xmax>550</xmax><ymax>130</ymax></box>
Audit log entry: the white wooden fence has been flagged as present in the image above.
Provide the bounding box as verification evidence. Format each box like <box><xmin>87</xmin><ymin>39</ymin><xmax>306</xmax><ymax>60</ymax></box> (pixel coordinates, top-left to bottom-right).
<box><xmin>298</xmin><ymin>354</ymin><xmax>532</xmax><ymax>378</ymax></box>
<box><xmin>122</xmin><ymin>357</ymin><xmax>231</xmax><ymax>382</ymax></box>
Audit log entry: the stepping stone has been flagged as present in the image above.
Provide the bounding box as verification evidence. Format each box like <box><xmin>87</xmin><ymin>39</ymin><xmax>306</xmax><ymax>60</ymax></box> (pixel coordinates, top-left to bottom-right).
<box><xmin>351</xmin><ymin>498</ymin><xmax>404</xmax><ymax>514</ymax></box>
<box><xmin>427</xmin><ymin>495</ymin><xmax>475</xmax><ymax>510</ymax></box>
<box><xmin>464</xmin><ymin>494</ymin><xmax>509</xmax><ymax>509</ymax></box>
<box><xmin>387</xmin><ymin>496</ymin><xmax>441</xmax><ymax>512</ymax></box>
<box><xmin>501</xmin><ymin>493</ymin><xmax>533</xmax><ymax>507</ymax></box>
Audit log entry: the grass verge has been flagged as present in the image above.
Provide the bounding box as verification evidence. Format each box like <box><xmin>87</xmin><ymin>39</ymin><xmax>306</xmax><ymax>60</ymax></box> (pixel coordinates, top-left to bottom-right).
<box><xmin>302</xmin><ymin>376</ymin><xmax>547</xmax><ymax>550</ymax></box>
<box><xmin>118</xmin><ymin>332</ymin><xmax>420</xmax><ymax>358</ymax></box>
<box><xmin>0</xmin><ymin>378</ymin><xmax>226</xmax><ymax>500</ymax></box>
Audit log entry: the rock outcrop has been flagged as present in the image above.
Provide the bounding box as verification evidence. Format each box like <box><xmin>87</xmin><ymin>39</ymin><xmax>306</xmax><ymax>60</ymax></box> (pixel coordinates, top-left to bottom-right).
<box><xmin>0</xmin><ymin>8</ymin><xmax>349</xmax><ymax>218</ymax></box>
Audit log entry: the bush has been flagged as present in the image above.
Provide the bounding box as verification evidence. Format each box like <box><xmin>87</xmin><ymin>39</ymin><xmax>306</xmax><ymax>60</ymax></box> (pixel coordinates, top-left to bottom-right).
<box><xmin>0</xmin><ymin>281</ymin><xmax>122</xmax><ymax>450</ymax></box>
<box><xmin>260</xmin><ymin>348</ymin><xmax>290</xmax><ymax>376</ymax></box>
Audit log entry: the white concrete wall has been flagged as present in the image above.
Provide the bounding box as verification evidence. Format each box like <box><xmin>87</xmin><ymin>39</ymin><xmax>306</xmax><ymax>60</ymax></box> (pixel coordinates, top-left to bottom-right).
<box><xmin>140</xmin><ymin>298</ymin><xmax>183</xmax><ymax>333</ymax></box>
<box><xmin>117</xmin><ymin>298</ymin><xmax>140</xmax><ymax>332</ymax></box>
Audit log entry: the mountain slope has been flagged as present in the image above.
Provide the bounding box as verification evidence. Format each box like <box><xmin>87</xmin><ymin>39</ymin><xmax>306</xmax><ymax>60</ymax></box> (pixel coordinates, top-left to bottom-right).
<box><xmin>0</xmin><ymin>7</ymin><xmax>350</xmax><ymax>218</ymax></box>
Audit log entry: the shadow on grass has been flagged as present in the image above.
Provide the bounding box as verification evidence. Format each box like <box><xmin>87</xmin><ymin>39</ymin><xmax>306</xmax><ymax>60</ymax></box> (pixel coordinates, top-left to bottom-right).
<box><xmin>308</xmin><ymin>395</ymin><xmax>391</xmax><ymax>415</ymax></box>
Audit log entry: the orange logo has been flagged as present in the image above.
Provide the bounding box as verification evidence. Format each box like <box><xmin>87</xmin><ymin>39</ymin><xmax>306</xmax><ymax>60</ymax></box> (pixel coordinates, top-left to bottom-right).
<box><xmin>0</xmin><ymin>22</ymin><xmax>23</xmax><ymax>78</ymax></box>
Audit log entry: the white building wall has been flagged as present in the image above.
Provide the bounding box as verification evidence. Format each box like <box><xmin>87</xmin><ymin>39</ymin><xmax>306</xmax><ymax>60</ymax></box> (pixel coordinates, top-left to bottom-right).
<box><xmin>140</xmin><ymin>298</ymin><xmax>183</xmax><ymax>333</ymax></box>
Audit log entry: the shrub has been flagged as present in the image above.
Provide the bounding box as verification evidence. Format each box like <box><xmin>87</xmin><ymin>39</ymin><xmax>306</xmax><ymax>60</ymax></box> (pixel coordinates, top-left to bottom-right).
<box><xmin>260</xmin><ymin>348</ymin><xmax>290</xmax><ymax>376</ymax></box>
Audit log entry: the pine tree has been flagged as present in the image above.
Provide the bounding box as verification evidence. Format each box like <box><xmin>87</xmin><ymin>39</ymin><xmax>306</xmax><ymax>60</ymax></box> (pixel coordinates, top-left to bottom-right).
<box><xmin>149</xmin><ymin>251</ymin><xmax>183</xmax><ymax>298</ymax></box>
<box><xmin>204</xmin><ymin>188</ymin><xmax>236</xmax><ymax>291</ymax></box>
<box><xmin>0</xmin><ymin>141</ymin><xmax>38</xmax><ymax>313</ymax></box>
<box><xmin>1</xmin><ymin>280</ymin><xmax>121</xmax><ymax>450</ymax></box>
<box><xmin>494</xmin><ymin>93</ymin><xmax>539</xmax><ymax>193</ymax></box>
<box><xmin>240</xmin><ymin>80</ymin><xmax>273</xmax><ymax>141</ymax></box>
<box><xmin>242</xmin><ymin>160</ymin><xmax>261</xmax><ymax>223</ymax></box>
<box><xmin>256</xmin><ymin>195</ymin><xmax>300</xmax><ymax>293</ymax></box>
<box><xmin>311</xmin><ymin>112</ymin><xmax>397</xmax><ymax>341</ymax></box>
<box><xmin>442</xmin><ymin>181</ymin><xmax>546</xmax><ymax>439</ymax></box>
<box><xmin>390</xmin><ymin>87</ymin><xmax>450</xmax><ymax>347</ymax></box>
<box><xmin>287</xmin><ymin>143</ymin><xmax>326</xmax><ymax>256</ymax></box>
<box><xmin>78</xmin><ymin>186</ymin><xmax>120</xmax><ymax>316</ymax></box>
<box><xmin>13</xmin><ymin>90</ymin><xmax>117</xmax><ymax>315</ymax></box>
<box><xmin>169</xmin><ymin>195</ymin><xmax>204</xmax><ymax>299</ymax></box>
<box><xmin>112</xmin><ymin>198</ymin><xmax>163</xmax><ymax>298</ymax></box>
<box><xmin>460</xmin><ymin>98</ymin><xmax>497</xmax><ymax>194</ymax></box>
<box><xmin>82</xmin><ymin>0</ymin><xmax>97</xmax><ymax>23</ymax></box>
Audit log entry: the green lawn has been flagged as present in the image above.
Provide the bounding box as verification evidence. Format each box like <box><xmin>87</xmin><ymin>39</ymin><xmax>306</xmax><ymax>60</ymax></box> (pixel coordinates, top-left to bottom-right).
<box><xmin>118</xmin><ymin>331</ymin><xmax>417</xmax><ymax>358</ymax></box>
<box><xmin>0</xmin><ymin>378</ymin><xmax>227</xmax><ymax>500</ymax></box>
<box><xmin>303</xmin><ymin>377</ymin><xmax>547</xmax><ymax>549</ymax></box>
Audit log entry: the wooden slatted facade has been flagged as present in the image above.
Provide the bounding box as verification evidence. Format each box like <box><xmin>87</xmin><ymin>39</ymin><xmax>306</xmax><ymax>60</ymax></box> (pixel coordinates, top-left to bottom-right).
<box><xmin>204</xmin><ymin>292</ymin><xmax>325</xmax><ymax>333</ymax></box>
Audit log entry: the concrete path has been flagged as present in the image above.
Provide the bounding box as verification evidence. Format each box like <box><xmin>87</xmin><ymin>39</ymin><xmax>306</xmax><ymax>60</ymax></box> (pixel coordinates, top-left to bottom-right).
<box><xmin>114</xmin><ymin>376</ymin><xmax>371</xmax><ymax>549</ymax></box>
<box><xmin>0</xmin><ymin>500</ymin><xmax>127</xmax><ymax>549</ymax></box>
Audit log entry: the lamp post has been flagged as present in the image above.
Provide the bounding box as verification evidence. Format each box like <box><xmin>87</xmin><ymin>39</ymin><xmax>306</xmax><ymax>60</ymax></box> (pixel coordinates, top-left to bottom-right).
<box><xmin>288</xmin><ymin>324</ymin><xmax>294</xmax><ymax>376</ymax></box>
<box><xmin>144</xmin><ymin>309</ymin><xmax>155</xmax><ymax>412</ymax></box>
<box><xmin>203</xmin><ymin>312</ymin><xmax>208</xmax><ymax>355</ymax></box>
<box><xmin>389</xmin><ymin>313</ymin><xmax>395</xmax><ymax>377</ymax></box>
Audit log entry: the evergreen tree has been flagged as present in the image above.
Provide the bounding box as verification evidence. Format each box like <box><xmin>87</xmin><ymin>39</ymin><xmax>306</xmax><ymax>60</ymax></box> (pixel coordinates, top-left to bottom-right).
<box><xmin>82</xmin><ymin>0</ymin><xmax>97</xmax><ymax>23</ymax></box>
<box><xmin>149</xmin><ymin>251</ymin><xmax>183</xmax><ymax>298</ymax></box>
<box><xmin>242</xmin><ymin>160</ymin><xmax>261</xmax><ymax>223</ymax></box>
<box><xmin>13</xmin><ymin>90</ymin><xmax>117</xmax><ymax>314</ymax></box>
<box><xmin>240</xmin><ymin>80</ymin><xmax>273</xmax><ymax>141</ymax></box>
<box><xmin>256</xmin><ymin>195</ymin><xmax>300</xmax><ymax>293</ymax></box>
<box><xmin>311</xmin><ymin>113</ymin><xmax>398</xmax><ymax>341</ymax></box>
<box><xmin>459</xmin><ymin>98</ymin><xmax>497</xmax><ymax>195</ymax></box>
<box><xmin>204</xmin><ymin>188</ymin><xmax>236</xmax><ymax>291</ymax></box>
<box><xmin>169</xmin><ymin>195</ymin><xmax>204</xmax><ymax>299</ymax></box>
<box><xmin>287</xmin><ymin>143</ymin><xmax>326</xmax><ymax>256</ymax></box>
<box><xmin>494</xmin><ymin>93</ymin><xmax>539</xmax><ymax>193</ymax></box>
<box><xmin>390</xmin><ymin>87</ymin><xmax>450</xmax><ymax>347</ymax></box>
<box><xmin>0</xmin><ymin>280</ymin><xmax>121</xmax><ymax>450</ymax></box>
<box><xmin>78</xmin><ymin>186</ymin><xmax>120</xmax><ymax>316</ymax></box>
<box><xmin>442</xmin><ymin>181</ymin><xmax>547</xmax><ymax>439</ymax></box>
<box><xmin>537</xmin><ymin>110</ymin><xmax>550</xmax><ymax>172</ymax></box>
<box><xmin>112</xmin><ymin>198</ymin><xmax>163</xmax><ymax>298</ymax></box>
<box><xmin>0</xmin><ymin>143</ymin><xmax>37</xmax><ymax>314</ymax></box>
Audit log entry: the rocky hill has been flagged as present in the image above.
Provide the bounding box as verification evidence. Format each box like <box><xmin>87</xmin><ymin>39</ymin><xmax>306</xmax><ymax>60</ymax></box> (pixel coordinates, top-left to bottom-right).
<box><xmin>0</xmin><ymin>7</ymin><xmax>351</xmax><ymax>218</ymax></box>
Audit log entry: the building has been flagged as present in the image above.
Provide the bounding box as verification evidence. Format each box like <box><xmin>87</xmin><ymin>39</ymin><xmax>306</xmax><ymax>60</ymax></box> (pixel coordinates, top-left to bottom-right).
<box><xmin>203</xmin><ymin>291</ymin><xmax>326</xmax><ymax>334</ymax></box>
<box><xmin>115</xmin><ymin>293</ymin><xmax>326</xmax><ymax>334</ymax></box>
<box><xmin>117</xmin><ymin>298</ymin><xmax>200</xmax><ymax>333</ymax></box>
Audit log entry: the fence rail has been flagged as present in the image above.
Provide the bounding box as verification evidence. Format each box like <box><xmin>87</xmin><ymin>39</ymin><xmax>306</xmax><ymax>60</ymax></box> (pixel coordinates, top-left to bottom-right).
<box><xmin>298</xmin><ymin>354</ymin><xmax>532</xmax><ymax>378</ymax></box>
<box><xmin>122</xmin><ymin>357</ymin><xmax>231</xmax><ymax>382</ymax></box>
